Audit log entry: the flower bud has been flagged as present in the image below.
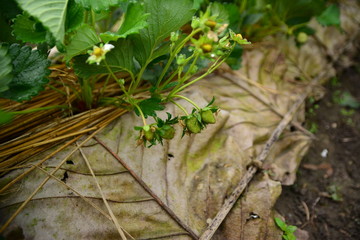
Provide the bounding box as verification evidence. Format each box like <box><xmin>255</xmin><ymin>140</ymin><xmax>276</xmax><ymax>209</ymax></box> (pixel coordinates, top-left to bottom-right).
<box><xmin>170</xmin><ymin>31</ymin><xmax>179</xmax><ymax>42</ymax></box>
<box><xmin>205</xmin><ymin>20</ymin><xmax>217</xmax><ymax>29</ymax></box>
<box><xmin>191</xmin><ymin>17</ymin><xmax>200</xmax><ymax>29</ymax></box>
<box><xmin>176</xmin><ymin>54</ymin><xmax>187</xmax><ymax>66</ymax></box>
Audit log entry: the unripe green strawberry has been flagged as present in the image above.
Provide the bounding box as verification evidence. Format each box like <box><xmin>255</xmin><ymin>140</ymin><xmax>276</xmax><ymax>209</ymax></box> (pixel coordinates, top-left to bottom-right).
<box><xmin>143</xmin><ymin>125</ymin><xmax>154</xmax><ymax>141</ymax></box>
<box><xmin>201</xmin><ymin>109</ymin><xmax>216</xmax><ymax>124</ymax></box>
<box><xmin>158</xmin><ymin>125</ymin><xmax>175</xmax><ymax>139</ymax></box>
<box><xmin>297</xmin><ymin>32</ymin><xmax>308</xmax><ymax>43</ymax></box>
<box><xmin>185</xmin><ymin>116</ymin><xmax>201</xmax><ymax>133</ymax></box>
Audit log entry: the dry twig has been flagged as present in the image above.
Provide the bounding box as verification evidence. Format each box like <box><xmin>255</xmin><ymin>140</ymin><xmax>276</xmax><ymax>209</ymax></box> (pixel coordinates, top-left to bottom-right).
<box><xmin>94</xmin><ymin>136</ymin><xmax>199</xmax><ymax>240</ymax></box>
<box><xmin>77</xmin><ymin>143</ymin><xmax>131</xmax><ymax>240</ymax></box>
<box><xmin>301</xmin><ymin>200</ymin><xmax>310</xmax><ymax>221</ymax></box>
<box><xmin>199</xmin><ymin>71</ymin><xmax>322</xmax><ymax>240</ymax></box>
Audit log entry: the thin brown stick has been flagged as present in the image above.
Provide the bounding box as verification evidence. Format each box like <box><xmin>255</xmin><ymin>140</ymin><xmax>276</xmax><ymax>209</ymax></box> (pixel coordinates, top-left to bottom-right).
<box><xmin>94</xmin><ymin>136</ymin><xmax>199</xmax><ymax>240</ymax></box>
<box><xmin>199</xmin><ymin>72</ymin><xmax>321</xmax><ymax>240</ymax></box>
<box><xmin>0</xmin><ymin>98</ymin><xmax>67</xmax><ymax>138</ymax></box>
<box><xmin>31</xmin><ymin>164</ymin><xmax>113</xmax><ymax>221</ymax></box>
<box><xmin>301</xmin><ymin>200</ymin><xmax>310</xmax><ymax>221</ymax></box>
<box><xmin>0</xmin><ymin>143</ymin><xmax>58</xmax><ymax>174</ymax></box>
<box><xmin>1</xmin><ymin>196</ymin><xmax>153</xmax><ymax>209</ymax></box>
<box><xmin>0</xmin><ymin>164</ymin><xmax>32</xmax><ymax>172</ymax></box>
<box><xmin>0</xmin><ymin>127</ymin><xmax>98</xmax><ymax>159</ymax></box>
<box><xmin>137</xmin><ymin>232</ymin><xmax>190</xmax><ymax>240</ymax></box>
<box><xmin>32</xmin><ymin>166</ymin><xmax>129</xmax><ymax>176</ymax></box>
<box><xmin>1</xmin><ymin>110</ymin><xmax>93</xmax><ymax>149</ymax></box>
<box><xmin>77</xmin><ymin>143</ymin><xmax>131</xmax><ymax>240</ymax></box>
<box><xmin>0</xmin><ymin>107</ymin><xmax>114</xmax><ymax>152</ymax></box>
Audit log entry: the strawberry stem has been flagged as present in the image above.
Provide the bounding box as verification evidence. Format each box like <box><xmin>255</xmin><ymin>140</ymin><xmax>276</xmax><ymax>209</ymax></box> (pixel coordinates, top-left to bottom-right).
<box><xmin>170</xmin><ymin>100</ymin><xmax>189</xmax><ymax>115</ymax></box>
<box><xmin>173</xmin><ymin>95</ymin><xmax>201</xmax><ymax>110</ymax></box>
<box><xmin>133</xmin><ymin>103</ymin><xmax>147</xmax><ymax>126</ymax></box>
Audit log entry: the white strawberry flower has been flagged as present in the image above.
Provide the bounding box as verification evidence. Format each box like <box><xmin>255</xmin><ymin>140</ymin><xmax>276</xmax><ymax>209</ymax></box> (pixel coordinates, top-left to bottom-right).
<box><xmin>87</xmin><ymin>43</ymin><xmax>115</xmax><ymax>65</ymax></box>
<box><xmin>103</xmin><ymin>43</ymin><xmax>115</xmax><ymax>51</ymax></box>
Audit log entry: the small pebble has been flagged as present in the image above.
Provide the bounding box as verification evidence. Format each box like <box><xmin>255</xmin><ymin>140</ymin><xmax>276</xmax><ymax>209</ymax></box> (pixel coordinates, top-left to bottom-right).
<box><xmin>321</xmin><ymin>149</ymin><xmax>328</xmax><ymax>158</ymax></box>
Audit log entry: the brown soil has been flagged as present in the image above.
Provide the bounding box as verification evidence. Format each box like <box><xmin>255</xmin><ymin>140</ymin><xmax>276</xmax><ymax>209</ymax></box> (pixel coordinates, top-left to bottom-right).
<box><xmin>275</xmin><ymin>59</ymin><xmax>360</xmax><ymax>239</ymax></box>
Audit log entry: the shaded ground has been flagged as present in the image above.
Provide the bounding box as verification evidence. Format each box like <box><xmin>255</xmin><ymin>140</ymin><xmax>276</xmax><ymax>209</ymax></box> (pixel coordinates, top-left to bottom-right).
<box><xmin>276</xmin><ymin>58</ymin><xmax>360</xmax><ymax>239</ymax></box>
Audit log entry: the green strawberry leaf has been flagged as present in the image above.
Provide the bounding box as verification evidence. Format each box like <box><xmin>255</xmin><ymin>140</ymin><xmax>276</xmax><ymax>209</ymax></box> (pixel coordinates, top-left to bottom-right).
<box><xmin>99</xmin><ymin>32</ymin><xmax>122</xmax><ymax>43</ymax></box>
<box><xmin>275</xmin><ymin>217</ymin><xmax>297</xmax><ymax>240</ymax></box>
<box><xmin>317</xmin><ymin>4</ymin><xmax>341</xmax><ymax>27</ymax></box>
<box><xmin>337</xmin><ymin>91</ymin><xmax>360</xmax><ymax>109</ymax></box>
<box><xmin>100</xmin><ymin>3</ymin><xmax>149</xmax><ymax>42</ymax></box>
<box><xmin>0</xmin><ymin>44</ymin><xmax>13</xmax><ymax>93</ymax></box>
<box><xmin>131</xmin><ymin>0</ymin><xmax>195</xmax><ymax>66</ymax></box>
<box><xmin>73</xmin><ymin>38</ymin><xmax>134</xmax><ymax>78</ymax></box>
<box><xmin>0</xmin><ymin>44</ymin><xmax>50</xmax><ymax>102</ymax></box>
<box><xmin>149</xmin><ymin>41</ymin><xmax>172</xmax><ymax>63</ymax></box>
<box><xmin>75</xmin><ymin>0</ymin><xmax>193</xmax><ymax>79</ymax></box>
<box><xmin>210</xmin><ymin>2</ymin><xmax>229</xmax><ymax>24</ymax></box>
<box><xmin>65</xmin><ymin>0</ymin><xmax>84</xmax><ymax>33</ymax></box>
<box><xmin>134</xmin><ymin>126</ymin><xmax>143</xmax><ymax>131</ymax></box>
<box><xmin>16</xmin><ymin>0</ymin><xmax>69</xmax><ymax>43</ymax></box>
<box><xmin>286</xmin><ymin>225</ymin><xmax>297</xmax><ymax>234</ymax></box>
<box><xmin>0</xmin><ymin>0</ymin><xmax>23</xmax><ymax>43</ymax></box>
<box><xmin>155</xmin><ymin>112</ymin><xmax>178</xmax><ymax>127</ymax></box>
<box><xmin>65</xmin><ymin>24</ymin><xmax>100</xmax><ymax>61</ymax></box>
<box><xmin>12</xmin><ymin>13</ymin><xmax>47</xmax><ymax>43</ymax></box>
<box><xmin>271</xmin><ymin>0</ymin><xmax>326</xmax><ymax>26</ymax></box>
<box><xmin>206</xmin><ymin>97</ymin><xmax>216</xmax><ymax>107</ymax></box>
<box><xmin>75</xmin><ymin>0</ymin><xmax>123</xmax><ymax>12</ymax></box>
<box><xmin>193</xmin><ymin>0</ymin><xmax>205</xmax><ymax>10</ymax></box>
<box><xmin>226</xmin><ymin>44</ymin><xmax>243</xmax><ymax>70</ymax></box>
<box><xmin>274</xmin><ymin>217</ymin><xmax>287</xmax><ymax>231</ymax></box>
<box><xmin>285</xmin><ymin>233</ymin><xmax>297</xmax><ymax>240</ymax></box>
<box><xmin>117</xmin><ymin>3</ymin><xmax>149</xmax><ymax>37</ymax></box>
<box><xmin>135</xmin><ymin>97</ymin><xmax>165</xmax><ymax>118</ymax></box>
<box><xmin>72</xmin><ymin>55</ymin><xmax>102</xmax><ymax>78</ymax></box>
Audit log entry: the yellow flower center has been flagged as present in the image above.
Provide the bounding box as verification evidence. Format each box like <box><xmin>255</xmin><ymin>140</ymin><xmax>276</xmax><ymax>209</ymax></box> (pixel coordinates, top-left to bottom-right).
<box><xmin>93</xmin><ymin>47</ymin><xmax>104</xmax><ymax>57</ymax></box>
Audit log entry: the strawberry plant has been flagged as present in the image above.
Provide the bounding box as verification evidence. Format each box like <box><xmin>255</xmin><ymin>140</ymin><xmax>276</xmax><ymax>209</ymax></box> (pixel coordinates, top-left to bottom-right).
<box><xmin>202</xmin><ymin>0</ymin><xmax>341</xmax><ymax>41</ymax></box>
<box><xmin>0</xmin><ymin>0</ymin><xmax>339</xmax><ymax>146</ymax></box>
<box><xmin>0</xmin><ymin>0</ymin><xmax>250</xmax><ymax>146</ymax></box>
<box><xmin>194</xmin><ymin>0</ymin><xmax>341</xmax><ymax>68</ymax></box>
